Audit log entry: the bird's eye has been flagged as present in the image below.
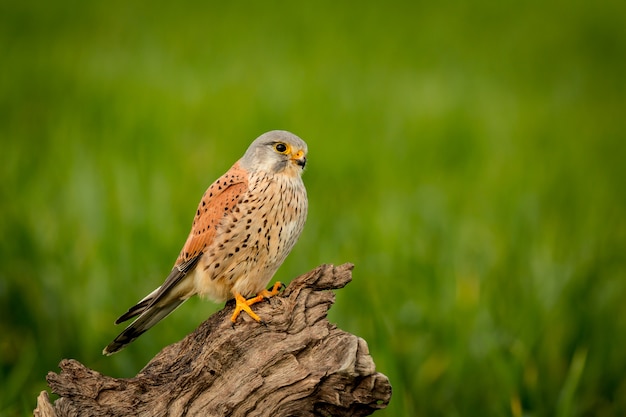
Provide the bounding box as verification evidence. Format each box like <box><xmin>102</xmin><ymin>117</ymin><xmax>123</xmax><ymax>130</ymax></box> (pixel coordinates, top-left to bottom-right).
<box><xmin>274</xmin><ymin>142</ymin><xmax>289</xmax><ymax>154</ymax></box>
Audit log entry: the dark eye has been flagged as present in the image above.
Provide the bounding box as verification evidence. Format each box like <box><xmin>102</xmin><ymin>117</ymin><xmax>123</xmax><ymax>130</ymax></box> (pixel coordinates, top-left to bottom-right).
<box><xmin>274</xmin><ymin>143</ymin><xmax>288</xmax><ymax>154</ymax></box>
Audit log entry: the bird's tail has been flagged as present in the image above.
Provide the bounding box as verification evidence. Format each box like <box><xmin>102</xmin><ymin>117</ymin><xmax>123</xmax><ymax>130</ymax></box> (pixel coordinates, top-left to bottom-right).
<box><xmin>102</xmin><ymin>299</ymin><xmax>185</xmax><ymax>355</ymax></box>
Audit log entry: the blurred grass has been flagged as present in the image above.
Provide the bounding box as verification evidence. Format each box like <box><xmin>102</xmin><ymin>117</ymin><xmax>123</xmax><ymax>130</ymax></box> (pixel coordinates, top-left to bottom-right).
<box><xmin>1</xmin><ymin>1</ymin><xmax>626</xmax><ymax>415</ymax></box>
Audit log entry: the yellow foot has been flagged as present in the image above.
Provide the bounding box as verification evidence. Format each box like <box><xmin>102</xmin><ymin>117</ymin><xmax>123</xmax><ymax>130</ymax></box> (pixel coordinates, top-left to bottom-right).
<box><xmin>230</xmin><ymin>282</ymin><xmax>285</xmax><ymax>324</ymax></box>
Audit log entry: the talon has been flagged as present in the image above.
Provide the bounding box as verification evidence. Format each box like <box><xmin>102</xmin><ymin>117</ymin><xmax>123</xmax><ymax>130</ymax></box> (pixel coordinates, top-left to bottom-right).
<box><xmin>230</xmin><ymin>293</ymin><xmax>262</xmax><ymax>323</ymax></box>
<box><xmin>266</xmin><ymin>281</ymin><xmax>285</xmax><ymax>295</ymax></box>
<box><xmin>230</xmin><ymin>284</ymin><xmax>283</xmax><ymax>324</ymax></box>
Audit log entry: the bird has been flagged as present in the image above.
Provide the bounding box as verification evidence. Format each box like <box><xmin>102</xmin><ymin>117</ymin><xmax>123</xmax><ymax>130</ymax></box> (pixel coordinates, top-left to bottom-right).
<box><xmin>103</xmin><ymin>130</ymin><xmax>308</xmax><ymax>355</ymax></box>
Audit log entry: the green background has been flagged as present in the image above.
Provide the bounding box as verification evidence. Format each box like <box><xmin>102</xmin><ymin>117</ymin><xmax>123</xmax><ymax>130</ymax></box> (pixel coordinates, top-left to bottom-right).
<box><xmin>2</xmin><ymin>1</ymin><xmax>626</xmax><ymax>415</ymax></box>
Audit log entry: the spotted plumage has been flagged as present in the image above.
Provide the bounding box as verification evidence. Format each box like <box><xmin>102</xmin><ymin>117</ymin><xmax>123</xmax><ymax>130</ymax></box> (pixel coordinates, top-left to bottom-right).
<box><xmin>103</xmin><ymin>130</ymin><xmax>308</xmax><ymax>355</ymax></box>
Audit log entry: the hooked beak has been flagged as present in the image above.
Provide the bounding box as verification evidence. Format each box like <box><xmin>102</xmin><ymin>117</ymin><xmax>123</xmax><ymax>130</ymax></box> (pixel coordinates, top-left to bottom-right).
<box><xmin>291</xmin><ymin>150</ymin><xmax>307</xmax><ymax>168</ymax></box>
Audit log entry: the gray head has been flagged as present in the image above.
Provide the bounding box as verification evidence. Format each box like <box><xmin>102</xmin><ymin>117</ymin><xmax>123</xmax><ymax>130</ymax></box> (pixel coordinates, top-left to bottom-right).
<box><xmin>240</xmin><ymin>130</ymin><xmax>308</xmax><ymax>176</ymax></box>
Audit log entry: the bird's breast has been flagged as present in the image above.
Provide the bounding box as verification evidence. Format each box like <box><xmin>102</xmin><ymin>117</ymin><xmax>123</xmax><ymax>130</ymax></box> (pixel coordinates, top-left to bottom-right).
<box><xmin>194</xmin><ymin>172</ymin><xmax>307</xmax><ymax>300</ymax></box>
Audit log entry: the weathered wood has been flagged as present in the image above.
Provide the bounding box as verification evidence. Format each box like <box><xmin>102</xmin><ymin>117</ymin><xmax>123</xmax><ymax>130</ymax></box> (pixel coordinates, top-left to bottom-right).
<box><xmin>36</xmin><ymin>263</ymin><xmax>392</xmax><ymax>416</ymax></box>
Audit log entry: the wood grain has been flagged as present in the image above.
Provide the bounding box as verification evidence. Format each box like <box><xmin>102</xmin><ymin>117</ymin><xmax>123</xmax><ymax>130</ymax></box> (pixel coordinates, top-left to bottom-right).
<box><xmin>35</xmin><ymin>264</ymin><xmax>392</xmax><ymax>417</ymax></box>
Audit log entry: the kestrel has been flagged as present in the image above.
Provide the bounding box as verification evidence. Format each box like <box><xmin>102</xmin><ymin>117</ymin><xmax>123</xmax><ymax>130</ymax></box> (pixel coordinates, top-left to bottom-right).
<box><xmin>103</xmin><ymin>130</ymin><xmax>308</xmax><ymax>355</ymax></box>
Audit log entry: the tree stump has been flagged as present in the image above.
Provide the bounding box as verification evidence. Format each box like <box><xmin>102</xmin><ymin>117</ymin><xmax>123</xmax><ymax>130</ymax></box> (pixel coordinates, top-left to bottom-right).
<box><xmin>34</xmin><ymin>263</ymin><xmax>392</xmax><ymax>416</ymax></box>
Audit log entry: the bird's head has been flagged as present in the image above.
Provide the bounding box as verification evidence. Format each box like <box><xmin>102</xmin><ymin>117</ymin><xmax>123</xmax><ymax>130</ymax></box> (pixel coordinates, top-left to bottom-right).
<box><xmin>241</xmin><ymin>130</ymin><xmax>308</xmax><ymax>177</ymax></box>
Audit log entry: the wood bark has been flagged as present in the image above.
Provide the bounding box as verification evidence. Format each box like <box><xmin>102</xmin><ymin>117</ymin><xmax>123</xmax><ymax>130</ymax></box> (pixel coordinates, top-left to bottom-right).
<box><xmin>34</xmin><ymin>263</ymin><xmax>392</xmax><ymax>416</ymax></box>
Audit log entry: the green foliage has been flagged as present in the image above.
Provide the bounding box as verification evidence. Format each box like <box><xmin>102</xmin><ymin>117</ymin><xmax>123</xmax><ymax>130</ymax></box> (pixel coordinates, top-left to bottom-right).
<box><xmin>1</xmin><ymin>1</ymin><xmax>625</xmax><ymax>415</ymax></box>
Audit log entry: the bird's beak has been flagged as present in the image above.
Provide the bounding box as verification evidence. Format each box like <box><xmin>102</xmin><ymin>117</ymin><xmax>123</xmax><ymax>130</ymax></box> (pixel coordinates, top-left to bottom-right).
<box><xmin>291</xmin><ymin>150</ymin><xmax>307</xmax><ymax>168</ymax></box>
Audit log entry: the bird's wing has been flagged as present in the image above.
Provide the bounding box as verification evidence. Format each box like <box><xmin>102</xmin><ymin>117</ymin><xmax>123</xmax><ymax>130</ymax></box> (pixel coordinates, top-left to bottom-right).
<box><xmin>113</xmin><ymin>162</ymin><xmax>248</xmax><ymax>324</ymax></box>
<box><xmin>113</xmin><ymin>256</ymin><xmax>202</xmax><ymax>324</ymax></box>
<box><xmin>105</xmin><ymin>250</ymin><xmax>215</xmax><ymax>354</ymax></box>
<box><xmin>175</xmin><ymin>162</ymin><xmax>249</xmax><ymax>266</ymax></box>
